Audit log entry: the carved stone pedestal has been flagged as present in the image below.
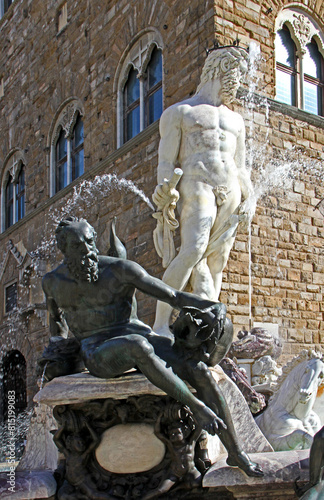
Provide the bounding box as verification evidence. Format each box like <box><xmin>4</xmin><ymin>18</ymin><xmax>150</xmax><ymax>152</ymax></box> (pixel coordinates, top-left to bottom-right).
<box><xmin>34</xmin><ymin>368</ymin><xmax>273</xmax><ymax>499</ymax></box>
<box><xmin>36</xmin><ymin>371</ymin><xmax>210</xmax><ymax>499</ymax></box>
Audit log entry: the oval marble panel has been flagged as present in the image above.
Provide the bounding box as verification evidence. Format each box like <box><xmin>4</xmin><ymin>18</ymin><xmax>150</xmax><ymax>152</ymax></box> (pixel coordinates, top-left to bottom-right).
<box><xmin>95</xmin><ymin>423</ymin><xmax>166</xmax><ymax>474</ymax></box>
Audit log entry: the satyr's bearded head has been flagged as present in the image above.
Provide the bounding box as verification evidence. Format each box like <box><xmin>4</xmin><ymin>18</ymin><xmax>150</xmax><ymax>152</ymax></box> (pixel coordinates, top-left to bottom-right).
<box><xmin>196</xmin><ymin>46</ymin><xmax>249</xmax><ymax>104</ymax></box>
<box><xmin>56</xmin><ymin>217</ymin><xmax>99</xmax><ymax>282</ymax></box>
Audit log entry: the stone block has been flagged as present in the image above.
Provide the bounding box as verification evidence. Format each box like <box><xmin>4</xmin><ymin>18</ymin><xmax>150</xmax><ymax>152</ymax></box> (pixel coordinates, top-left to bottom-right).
<box><xmin>203</xmin><ymin>450</ymin><xmax>309</xmax><ymax>498</ymax></box>
<box><xmin>0</xmin><ymin>471</ymin><xmax>57</xmax><ymax>500</ymax></box>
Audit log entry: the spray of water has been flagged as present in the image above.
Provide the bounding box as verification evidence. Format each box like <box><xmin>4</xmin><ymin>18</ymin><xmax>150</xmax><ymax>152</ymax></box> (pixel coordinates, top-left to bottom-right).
<box><xmin>0</xmin><ymin>173</ymin><xmax>153</xmax><ymax>466</ymax></box>
<box><xmin>27</xmin><ymin>173</ymin><xmax>154</xmax><ymax>276</ymax></box>
<box><xmin>0</xmin><ymin>408</ymin><xmax>33</xmax><ymax>467</ymax></box>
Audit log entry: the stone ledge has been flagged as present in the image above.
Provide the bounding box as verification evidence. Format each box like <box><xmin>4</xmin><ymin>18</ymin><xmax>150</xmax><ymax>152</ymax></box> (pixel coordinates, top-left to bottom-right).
<box><xmin>0</xmin><ymin>470</ymin><xmax>56</xmax><ymax>500</ymax></box>
<box><xmin>203</xmin><ymin>450</ymin><xmax>309</xmax><ymax>499</ymax></box>
<box><xmin>34</xmin><ymin>371</ymin><xmax>165</xmax><ymax>407</ymax></box>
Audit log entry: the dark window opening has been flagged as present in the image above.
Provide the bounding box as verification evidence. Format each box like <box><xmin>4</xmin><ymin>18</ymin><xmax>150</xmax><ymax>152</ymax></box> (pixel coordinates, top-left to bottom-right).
<box><xmin>4</xmin><ymin>0</ymin><xmax>13</xmax><ymax>14</ymax></box>
<box><xmin>5</xmin><ymin>175</ymin><xmax>13</xmax><ymax>230</ymax></box>
<box><xmin>16</xmin><ymin>166</ymin><xmax>25</xmax><ymax>222</ymax></box>
<box><xmin>55</xmin><ymin>128</ymin><xmax>68</xmax><ymax>192</ymax></box>
<box><xmin>146</xmin><ymin>47</ymin><xmax>163</xmax><ymax>126</ymax></box>
<box><xmin>124</xmin><ymin>67</ymin><xmax>140</xmax><ymax>142</ymax></box>
<box><xmin>5</xmin><ymin>282</ymin><xmax>17</xmax><ymax>314</ymax></box>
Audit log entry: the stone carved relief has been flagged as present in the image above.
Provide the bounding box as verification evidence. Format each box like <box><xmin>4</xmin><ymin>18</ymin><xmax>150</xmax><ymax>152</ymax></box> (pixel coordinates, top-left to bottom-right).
<box><xmin>51</xmin><ymin>100</ymin><xmax>83</xmax><ymax>146</ymax></box>
<box><xmin>53</xmin><ymin>396</ymin><xmax>209</xmax><ymax>500</ymax></box>
<box><xmin>60</xmin><ymin>103</ymin><xmax>81</xmax><ymax>137</ymax></box>
<box><xmin>276</xmin><ymin>8</ymin><xmax>324</xmax><ymax>55</ymax></box>
<box><xmin>292</xmin><ymin>13</ymin><xmax>313</xmax><ymax>53</ymax></box>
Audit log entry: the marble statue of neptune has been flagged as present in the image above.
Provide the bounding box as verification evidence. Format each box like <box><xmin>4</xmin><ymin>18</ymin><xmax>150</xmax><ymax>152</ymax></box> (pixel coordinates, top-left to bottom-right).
<box><xmin>153</xmin><ymin>46</ymin><xmax>254</xmax><ymax>336</ymax></box>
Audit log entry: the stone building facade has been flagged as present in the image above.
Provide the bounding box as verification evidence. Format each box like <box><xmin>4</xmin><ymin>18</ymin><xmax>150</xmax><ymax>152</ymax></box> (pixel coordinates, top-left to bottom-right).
<box><xmin>0</xmin><ymin>0</ymin><xmax>324</xmax><ymax>413</ymax></box>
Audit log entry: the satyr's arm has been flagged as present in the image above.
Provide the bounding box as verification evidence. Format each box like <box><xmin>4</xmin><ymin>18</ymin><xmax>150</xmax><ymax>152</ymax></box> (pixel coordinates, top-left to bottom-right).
<box><xmin>42</xmin><ymin>274</ymin><xmax>69</xmax><ymax>338</ymax></box>
<box><xmin>121</xmin><ymin>260</ymin><xmax>226</xmax><ymax>323</ymax></box>
<box><xmin>234</xmin><ymin>118</ymin><xmax>253</xmax><ymax>202</ymax></box>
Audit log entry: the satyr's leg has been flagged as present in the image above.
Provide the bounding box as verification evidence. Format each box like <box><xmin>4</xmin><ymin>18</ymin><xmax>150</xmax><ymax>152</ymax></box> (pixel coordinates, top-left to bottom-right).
<box><xmin>83</xmin><ymin>335</ymin><xmax>221</xmax><ymax>435</ymax></box>
<box><xmin>181</xmin><ymin>361</ymin><xmax>263</xmax><ymax>477</ymax></box>
<box><xmin>154</xmin><ymin>185</ymin><xmax>217</xmax><ymax>335</ymax></box>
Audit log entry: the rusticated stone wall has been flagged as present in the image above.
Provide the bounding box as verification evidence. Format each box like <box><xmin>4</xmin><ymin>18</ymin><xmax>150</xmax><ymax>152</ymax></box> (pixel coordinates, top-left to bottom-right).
<box><xmin>0</xmin><ymin>0</ymin><xmax>324</xmax><ymax>401</ymax></box>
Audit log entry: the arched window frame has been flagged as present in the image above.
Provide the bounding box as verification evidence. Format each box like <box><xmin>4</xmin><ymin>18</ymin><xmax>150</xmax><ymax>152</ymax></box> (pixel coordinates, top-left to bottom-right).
<box><xmin>1</xmin><ymin>151</ymin><xmax>26</xmax><ymax>233</ymax></box>
<box><xmin>115</xmin><ymin>29</ymin><xmax>164</xmax><ymax>147</ymax></box>
<box><xmin>275</xmin><ymin>8</ymin><xmax>324</xmax><ymax>115</ymax></box>
<box><xmin>49</xmin><ymin>99</ymin><xmax>84</xmax><ymax>196</ymax></box>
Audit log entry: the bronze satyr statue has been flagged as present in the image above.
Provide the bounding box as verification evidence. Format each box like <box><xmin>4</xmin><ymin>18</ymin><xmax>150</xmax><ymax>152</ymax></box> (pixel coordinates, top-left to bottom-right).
<box><xmin>42</xmin><ymin>216</ymin><xmax>263</xmax><ymax>477</ymax></box>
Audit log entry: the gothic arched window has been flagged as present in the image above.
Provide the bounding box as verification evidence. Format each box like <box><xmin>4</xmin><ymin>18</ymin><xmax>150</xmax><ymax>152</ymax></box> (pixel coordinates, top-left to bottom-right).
<box><xmin>1</xmin><ymin>155</ymin><xmax>26</xmax><ymax>232</ymax></box>
<box><xmin>275</xmin><ymin>10</ymin><xmax>324</xmax><ymax>116</ymax></box>
<box><xmin>50</xmin><ymin>103</ymin><xmax>84</xmax><ymax>195</ymax></box>
<box><xmin>115</xmin><ymin>31</ymin><xmax>164</xmax><ymax>146</ymax></box>
<box><xmin>122</xmin><ymin>47</ymin><xmax>163</xmax><ymax>143</ymax></box>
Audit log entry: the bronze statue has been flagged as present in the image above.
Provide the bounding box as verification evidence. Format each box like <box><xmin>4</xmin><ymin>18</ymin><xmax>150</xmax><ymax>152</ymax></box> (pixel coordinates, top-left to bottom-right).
<box><xmin>54</xmin><ymin>418</ymin><xmax>117</xmax><ymax>500</ymax></box>
<box><xmin>42</xmin><ymin>216</ymin><xmax>263</xmax><ymax>477</ymax></box>
<box><xmin>295</xmin><ymin>425</ymin><xmax>324</xmax><ymax>498</ymax></box>
<box><xmin>143</xmin><ymin>411</ymin><xmax>202</xmax><ymax>499</ymax></box>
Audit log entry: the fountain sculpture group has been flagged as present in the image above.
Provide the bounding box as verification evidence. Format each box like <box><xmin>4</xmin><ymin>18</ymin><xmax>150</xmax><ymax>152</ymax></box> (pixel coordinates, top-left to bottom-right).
<box><xmin>3</xmin><ymin>44</ymin><xmax>324</xmax><ymax>500</ymax></box>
